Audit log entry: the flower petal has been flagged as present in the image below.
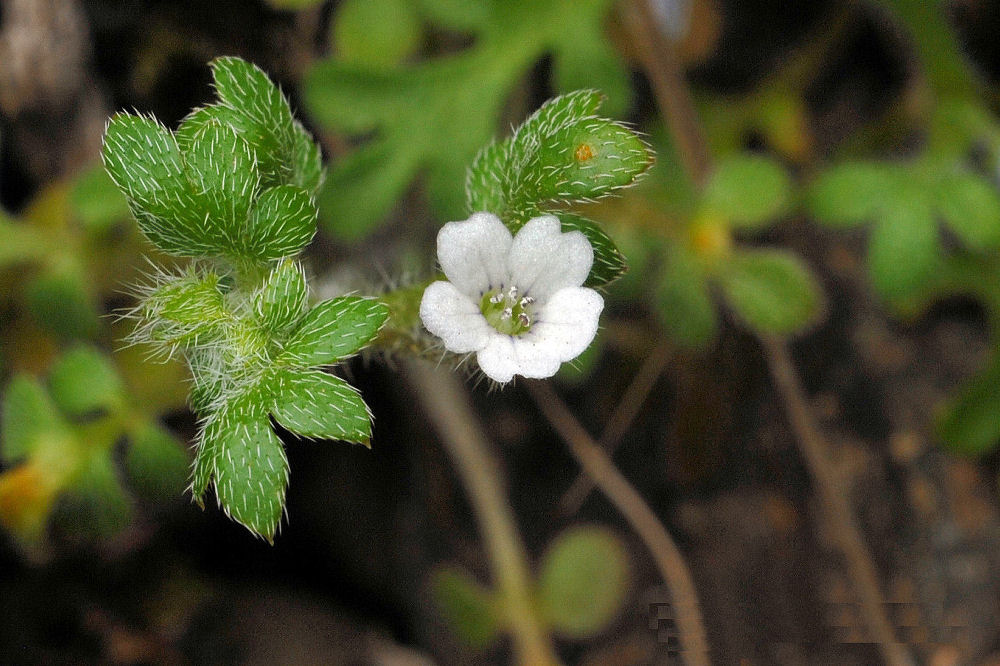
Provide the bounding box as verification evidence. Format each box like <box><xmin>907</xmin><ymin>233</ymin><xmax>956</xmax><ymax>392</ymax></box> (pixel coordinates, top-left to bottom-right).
<box><xmin>476</xmin><ymin>335</ymin><xmax>518</xmax><ymax>383</ymax></box>
<box><xmin>507</xmin><ymin>215</ymin><xmax>593</xmax><ymax>301</ymax></box>
<box><xmin>419</xmin><ymin>281</ymin><xmax>492</xmax><ymax>353</ymax></box>
<box><xmin>530</xmin><ymin>287</ymin><xmax>604</xmax><ymax>361</ymax></box>
<box><xmin>437</xmin><ymin>212</ymin><xmax>512</xmax><ymax>298</ymax></box>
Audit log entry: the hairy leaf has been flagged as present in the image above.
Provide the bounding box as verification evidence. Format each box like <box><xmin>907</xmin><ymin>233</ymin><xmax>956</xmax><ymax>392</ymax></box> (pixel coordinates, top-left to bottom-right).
<box><xmin>271</xmin><ymin>370</ymin><xmax>372</xmax><ymax>445</ymax></box>
<box><xmin>280</xmin><ymin>297</ymin><xmax>389</xmax><ymax>367</ymax></box>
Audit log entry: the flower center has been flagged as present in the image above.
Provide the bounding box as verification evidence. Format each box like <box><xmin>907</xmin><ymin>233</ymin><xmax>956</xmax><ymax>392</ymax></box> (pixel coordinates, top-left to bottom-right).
<box><xmin>480</xmin><ymin>285</ymin><xmax>535</xmax><ymax>336</ymax></box>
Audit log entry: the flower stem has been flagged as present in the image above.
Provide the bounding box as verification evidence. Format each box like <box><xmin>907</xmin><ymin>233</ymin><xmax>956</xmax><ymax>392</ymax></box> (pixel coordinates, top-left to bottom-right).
<box><xmin>404</xmin><ymin>359</ymin><xmax>560</xmax><ymax>666</ymax></box>
<box><xmin>525</xmin><ymin>380</ymin><xmax>710</xmax><ymax>666</ymax></box>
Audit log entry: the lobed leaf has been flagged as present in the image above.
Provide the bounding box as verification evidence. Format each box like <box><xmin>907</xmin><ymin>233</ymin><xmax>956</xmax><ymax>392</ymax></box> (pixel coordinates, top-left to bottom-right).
<box><xmin>280</xmin><ymin>297</ymin><xmax>389</xmax><ymax>367</ymax></box>
<box><xmin>125</xmin><ymin>421</ymin><xmax>190</xmax><ymax>502</ymax></box>
<box><xmin>210</xmin><ymin>57</ymin><xmax>297</xmax><ymax>188</ymax></box>
<box><xmin>243</xmin><ymin>185</ymin><xmax>318</xmax><ymax>261</ymax></box>
<box><xmin>807</xmin><ymin>162</ymin><xmax>896</xmax><ymax>228</ymax></box>
<box><xmin>270</xmin><ymin>369</ymin><xmax>372</xmax><ymax>445</ymax></box>
<box><xmin>255</xmin><ymin>259</ymin><xmax>308</xmax><ymax>334</ymax></box>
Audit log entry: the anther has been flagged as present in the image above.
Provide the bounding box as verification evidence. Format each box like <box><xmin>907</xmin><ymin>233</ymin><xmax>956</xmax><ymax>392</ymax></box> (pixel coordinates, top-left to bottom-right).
<box><xmin>489</xmin><ymin>292</ymin><xmax>504</xmax><ymax>304</ymax></box>
<box><xmin>501</xmin><ymin>307</ymin><xmax>513</xmax><ymax>320</ymax></box>
<box><xmin>517</xmin><ymin>313</ymin><xmax>531</xmax><ymax>327</ymax></box>
<box><xmin>520</xmin><ymin>296</ymin><xmax>534</xmax><ymax>306</ymax></box>
<box><xmin>507</xmin><ymin>285</ymin><xmax>518</xmax><ymax>300</ymax></box>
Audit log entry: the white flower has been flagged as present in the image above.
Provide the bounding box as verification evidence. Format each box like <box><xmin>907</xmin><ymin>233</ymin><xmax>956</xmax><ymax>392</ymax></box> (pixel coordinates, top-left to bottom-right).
<box><xmin>419</xmin><ymin>212</ymin><xmax>604</xmax><ymax>383</ymax></box>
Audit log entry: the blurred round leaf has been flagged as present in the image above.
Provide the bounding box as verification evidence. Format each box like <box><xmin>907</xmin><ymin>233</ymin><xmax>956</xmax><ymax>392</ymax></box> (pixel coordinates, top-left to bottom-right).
<box><xmin>867</xmin><ymin>199</ymin><xmax>938</xmax><ymax>302</ymax></box>
<box><xmin>536</xmin><ymin>525</ymin><xmax>630</xmax><ymax>638</ymax></box>
<box><xmin>69</xmin><ymin>166</ymin><xmax>130</xmax><ymax>234</ymax></box>
<box><xmin>807</xmin><ymin>162</ymin><xmax>896</xmax><ymax>228</ymax></box>
<box><xmin>429</xmin><ymin>566</ymin><xmax>500</xmax><ymax>648</ymax></box>
<box><xmin>937</xmin><ymin>356</ymin><xmax>1000</xmax><ymax>456</ymax></box>
<box><xmin>25</xmin><ymin>269</ymin><xmax>99</xmax><ymax>340</ymax></box>
<box><xmin>126</xmin><ymin>421</ymin><xmax>190</xmax><ymax>502</ymax></box>
<box><xmin>703</xmin><ymin>154</ymin><xmax>791</xmax><ymax>229</ymax></box>
<box><xmin>719</xmin><ymin>249</ymin><xmax>822</xmax><ymax>335</ymax></box>
<box><xmin>334</xmin><ymin>0</ymin><xmax>422</xmax><ymax>68</ymax></box>
<box><xmin>48</xmin><ymin>346</ymin><xmax>125</xmax><ymax>419</ymax></box>
<box><xmin>935</xmin><ymin>171</ymin><xmax>1000</xmax><ymax>251</ymax></box>
<box><xmin>656</xmin><ymin>245</ymin><xmax>717</xmax><ymax>347</ymax></box>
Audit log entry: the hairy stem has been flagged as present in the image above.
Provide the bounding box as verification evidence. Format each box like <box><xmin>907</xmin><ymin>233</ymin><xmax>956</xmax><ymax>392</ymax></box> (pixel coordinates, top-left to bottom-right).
<box><xmin>404</xmin><ymin>359</ymin><xmax>560</xmax><ymax>666</ymax></box>
<box><xmin>525</xmin><ymin>380</ymin><xmax>710</xmax><ymax>666</ymax></box>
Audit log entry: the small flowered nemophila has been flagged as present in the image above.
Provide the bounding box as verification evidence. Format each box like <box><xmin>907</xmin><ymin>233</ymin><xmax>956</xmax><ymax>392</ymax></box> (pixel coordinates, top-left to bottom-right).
<box><xmin>420</xmin><ymin>212</ymin><xmax>604</xmax><ymax>383</ymax></box>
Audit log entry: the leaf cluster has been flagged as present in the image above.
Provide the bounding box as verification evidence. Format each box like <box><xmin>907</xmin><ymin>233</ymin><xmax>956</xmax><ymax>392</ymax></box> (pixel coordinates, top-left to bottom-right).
<box><xmin>0</xmin><ymin>347</ymin><xmax>187</xmax><ymax>550</ymax></box>
<box><xmin>102</xmin><ymin>57</ymin><xmax>388</xmax><ymax>540</ymax></box>
<box><xmin>465</xmin><ymin>90</ymin><xmax>654</xmax><ymax>288</ymax></box>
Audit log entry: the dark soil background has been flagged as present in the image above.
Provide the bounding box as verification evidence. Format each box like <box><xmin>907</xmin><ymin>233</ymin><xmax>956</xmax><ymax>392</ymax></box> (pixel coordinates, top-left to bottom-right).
<box><xmin>2</xmin><ymin>1</ymin><xmax>1000</xmax><ymax>664</ymax></box>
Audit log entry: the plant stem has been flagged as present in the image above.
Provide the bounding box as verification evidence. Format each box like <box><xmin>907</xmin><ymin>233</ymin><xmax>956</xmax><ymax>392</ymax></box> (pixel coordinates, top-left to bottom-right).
<box><xmin>525</xmin><ymin>380</ymin><xmax>711</xmax><ymax>666</ymax></box>
<box><xmin>404</xmin><ymin>359</ymin><xmax>561</xmax><ymax>666</ymax></box>
<box><xmin>558</xmin><ymin>340</ymin><xmax>673</xmax><ymax>514</ymax></box>
<box><xmin>625</xmin><ymin>1</ymin><xmax>913</xmax><ymax>662</ymax></box>
<box><xmin>760</xmin><ymin>337</ymin><xmax>913</xmax><ymax>666</ymax></box>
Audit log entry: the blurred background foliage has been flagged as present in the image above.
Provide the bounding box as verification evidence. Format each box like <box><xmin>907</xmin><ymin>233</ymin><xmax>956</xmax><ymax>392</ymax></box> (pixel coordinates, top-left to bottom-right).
<box><xmin>3</xmin><ymin>0</ymin><xmax>1000</xmax><ymax>663</ymax></box>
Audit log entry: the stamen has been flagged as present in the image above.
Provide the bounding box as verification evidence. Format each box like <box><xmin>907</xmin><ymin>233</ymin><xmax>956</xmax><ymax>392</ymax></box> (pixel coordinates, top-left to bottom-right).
<box><xmin>489</xmin><ymin>292</ymin><xmax>504</xmax><ymax>304</ymax></box>
<box><xmin>517</xmin><ymin>313</ymin><xmax>531</xmax><ymax>327</ymax></box>
<box><xmin>501</xmin><ymin>307</ymin><xmax>513</xmax><ymax>320</ymax></box>
<box><xmin>520</xmin><ymin>296</ymin><xmax>534</xmax><ymax>306</ymax></box>
<box><xmin>507</xmin><ymin>285</ymin><xmax>518</xmax><ymax>300</ymax></box>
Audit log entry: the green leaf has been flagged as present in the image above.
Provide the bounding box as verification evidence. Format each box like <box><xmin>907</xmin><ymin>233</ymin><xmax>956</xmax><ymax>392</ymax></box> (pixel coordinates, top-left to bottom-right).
<box><xmin>243</xmin><ymin>185</ymin><xmax>317</xmax><ymax>261</ymax></box>
<box><xmin>937</xmin><ymin>355</ymin><xmax>1000</xmax><ymax>456</ymax></box>
<box><xmin>719</xmin><ymin>249</ymin><xmax>822</xmax><ymax>335</ymax></box>
<box><xmin>703</xmin><ymin>154</ymin><xmax>791</xmax><ymax>229</ymax></box>
<box><xmin>318</xmin><ymin>138</ymin><xmax>421</xmax><ymax>240</ymax></box>
<box><xmin>48</xmin><ymin>347</ymin><xmax>125</xmax><ymax>419</ymax></box>
<box><xmin>56</xmin><ymin>449</ymin><xmax>131</xmax><ymax>538</ymax></box>
<box><xmin>102</xmin><ymin>113</ymin><xmax>205</xmax><ymax>255</ymax></box>
<box><xmin>536</xmin><ymin>526</ymin><xmax>630</xmax><ymax>638</ymax></box>
<box><xmin>290</xmin><ymin>120</ymin><xmax>325</xmax><ymax>195</ymax></box>
<box><xmin>656</xmin><ymin>245</ymin><xmax>718</xmax><ymax>347</ymax></box>
<box><xmin>210</xmin><ymin>57</ymin><xmax>297</xmax><ymax>188</ymax></box>
<box><xmin>807</xmin><ymin>162</ymin><xmax>896</xmax><ymax>228</ymax></box>
<box><xmin>203</xmin><ymin>396</ymin><xmax>288</xmax><ymax>541</ymax></box>
<box><xmin>558</xmin><ymin>214</ymin><xmax>627</xmax><ymax>287</ymax></box>
<box><xmin>181</xmin><ymin>119</ymin><xmax>260</xmax><ymax>252</ymax></box>
<box><xmin>935</xmin><ymin>171</ymin><xmax>1000</xmax><ymax>251</ymax></box>
<box><xmin>429</xmin><ymin>567</ymin><xmax>499</xmax><ymax>648</ymax></box>
<box><xmin>126</xmin><ymin>421</ymin><xmax>190</xmax><ymax>502</ymax></box>
<box><xmin>868</xmin><ymin>199</ymin><xmax>939</xmax><ymax>301</ymax></box>
<box><xmin>333</xmin><ymin>0</ymin><xmax>422</xmax><ymax>67</ymax></box>
<box><xmin>142</xmin><ymin>271</ymin><xmax>227</xmax><ymax>348</ymax></box>
<box><xmin>69</xmin><ymin>165</ymin><xmax>130</xmax><ymax>233</ymax></box>
<box><xmin>1</xmin><ymin>375</ymin><xmax>66</xmax><ymax>463</ymax></box>
<box><xmin>255</xmin><ymin>259</ymin><xmax>308</xmax><ymax>334</ymax></box>
<box><xmin>280</xmin><ymin>297</ymin><xmax>389</xmax><ymax>367</ymax></box>
<box><xmin>271</xmin><ymin>370</ymin><xmax>372</xmax><ymax>445</ymax></box>
<box><xmin>25</xmin><ymin>269</ymin><xmax>99</xmax><ymax>339</ymax></box>
<box><xmin>0</xmin><ymin>215</ymin><xmax>45</xmax><ymax>268</ymax></box>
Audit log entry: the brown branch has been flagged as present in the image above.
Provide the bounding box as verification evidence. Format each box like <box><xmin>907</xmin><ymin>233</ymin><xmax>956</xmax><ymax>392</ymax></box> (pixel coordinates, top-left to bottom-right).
<box><xmin>404</xmin><ymin>360</ymin><xmax>561</xmax><ymax>666</ymax></box>
<box><xmin>760</xmin><ymin>337</ymin><xmax>913</xmax><ymax>665</ymax></box>
<box><xmin>623</xmin><ymin>1</ymin><xmax>913</xmax><ymax>662</ymax></box>
<box><xmin>525</xmin><ymin>380</ymin><xmax>711</xmax><ymax>666</ymax></box>
<box><xmin>558</xmin><ymin>340</ymin><xmax>673</xmax><ymax>514</ymax></box>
